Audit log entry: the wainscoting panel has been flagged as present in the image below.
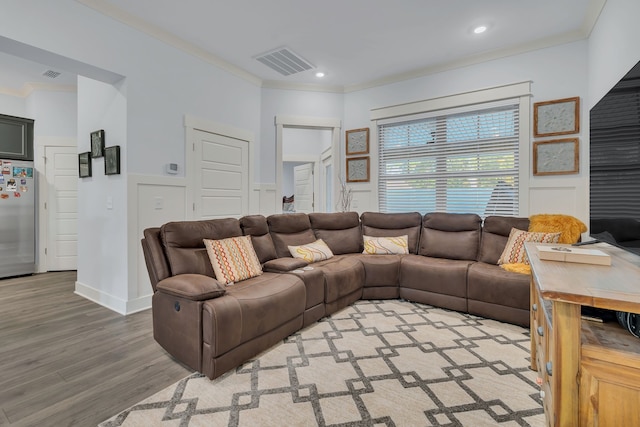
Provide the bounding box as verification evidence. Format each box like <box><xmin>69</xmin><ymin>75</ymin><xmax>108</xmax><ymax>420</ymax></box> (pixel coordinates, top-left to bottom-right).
<box><xmin>529</xmin><ymin>186</ymin><xmax>579</xmax><ymax>217</ymax></box>
<box><xmin>127</xmin><ymin>175</ymin><xmax>187</xmax><ymax>313</ymax></box>
<box><xmin>258</xmin><ymin>184</ymin><xmax>278</xmax><ymax>216</ymax></box>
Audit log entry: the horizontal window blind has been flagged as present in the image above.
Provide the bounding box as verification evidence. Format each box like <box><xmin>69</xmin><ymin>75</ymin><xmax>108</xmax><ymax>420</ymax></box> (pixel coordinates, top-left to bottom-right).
<box><xmin>378</xmin><ymin>102</ymin><xmax>519</xmax><ymax>216</ymax></box>
<box><xmin>590</xmin><ymin>88</ymin><xmax>640</xmax><ymax>218</ymax></box>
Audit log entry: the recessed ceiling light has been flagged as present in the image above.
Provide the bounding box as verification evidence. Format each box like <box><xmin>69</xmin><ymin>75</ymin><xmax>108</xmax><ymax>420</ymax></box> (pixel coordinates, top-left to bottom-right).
<box><xmin>474</xmin><ymin>25</ymin><xmax>488</xmax><ymax>34</ymax></box>
<box><xmin>315</xmin><ymin>72</ymin><xmax>325</xmax><ymax>78</ymax></box>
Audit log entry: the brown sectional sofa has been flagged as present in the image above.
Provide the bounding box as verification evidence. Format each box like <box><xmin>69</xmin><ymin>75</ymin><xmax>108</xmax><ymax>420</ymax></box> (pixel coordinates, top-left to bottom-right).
<box><xmin>141</xmin><ymin>211</ymin><xmax>530</xmax><ymax>380</ymax></box>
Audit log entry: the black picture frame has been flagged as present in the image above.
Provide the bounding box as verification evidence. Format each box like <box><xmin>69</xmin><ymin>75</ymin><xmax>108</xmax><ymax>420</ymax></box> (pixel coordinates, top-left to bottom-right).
<box><xmin>91</xmin><ymin>129</ymin><xmax>105</xmax><ymax>158</ymax></box>
<box><xmin>78</xmin><ymin>152</ymin><xmax>92</xmax><ymax>178</ymax></box>
<box><xmin>104</xmin><ymin>145</ymin><xmax>121</xmax><ymax>175</ymax></box>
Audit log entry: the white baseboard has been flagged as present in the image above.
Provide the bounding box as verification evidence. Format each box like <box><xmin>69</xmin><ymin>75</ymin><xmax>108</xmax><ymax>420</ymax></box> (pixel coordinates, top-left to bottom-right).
<box><xmin>75</xmin><ymin>281</ymin><xmax>151</xmax><ymax>315</ymax></box>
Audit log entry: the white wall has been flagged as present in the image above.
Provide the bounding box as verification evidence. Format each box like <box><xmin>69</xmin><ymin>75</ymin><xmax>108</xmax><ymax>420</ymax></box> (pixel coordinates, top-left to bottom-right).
<box><xmin>0</xmin><ymin>93</ymin><xmax>27</xmax><ymax>117</ymax></box>
<box><xmin>587</xmin><ymin>0</ymin><xmax>640</xmax><ymax>109</ymax></box>
<box><xmin>25</xmin><ymin>90</ymin><xmax>77</xmax><ymax>139</ymax></box>
<box><xmin>260</xmin><ymin>89</ymin><xmax>343</xmax><ymax>183</ymax></box>
<box><xmin>283</xmin><ymin>127</ymin><xmax>331</xmax><ymax>157</ymax></box>
<box><xmin>343</xmin><ymin>41</ymin><xmax>590</xmax><ymax>219</ymax></box>
<box><xmin>1</xmin><ymin>0</ymin><xmax>262</xmax><ymax>313</ymax></box>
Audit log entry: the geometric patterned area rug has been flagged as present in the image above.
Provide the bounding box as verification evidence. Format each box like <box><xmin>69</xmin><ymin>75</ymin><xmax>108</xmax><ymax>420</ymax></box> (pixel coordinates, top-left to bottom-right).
<box><xmin>99</xmin><ymin>300</ymin><xmax>545</xmax><ymax>426</ymax></box>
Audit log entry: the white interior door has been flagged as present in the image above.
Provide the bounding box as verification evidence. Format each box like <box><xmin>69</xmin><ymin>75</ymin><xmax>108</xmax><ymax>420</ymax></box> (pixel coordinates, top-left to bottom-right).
<box><xmin>45</xmin><ymin>146</ymin><xmax>77</xmax><ymax>271</ymax></box>
<box><xmin>194</xmin><ymin>129</ymin><xmax>249</xmax><ymax>219</ymax></box>
<box><xmin>294</xmin><ymin>163</ymin><xmax>314</xmax><ymax>213</ymax></box>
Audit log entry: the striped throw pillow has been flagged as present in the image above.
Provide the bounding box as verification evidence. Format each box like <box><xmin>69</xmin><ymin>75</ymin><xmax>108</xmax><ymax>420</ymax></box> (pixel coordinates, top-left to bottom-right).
<box><xmin>362</xmin><ymin>235</ymin><xmax>409</xmax><ymax>255</ymax></box>
<box><xmin>288</xmin><ymin>239</ymin><xmax>334</xmax><ymax>263</ymax></box>
<box><xmin>204</xmin><ymin>236</ymin><xmax>263</xmax><ymax>285</ymax></box>
<box><xmin>498</xmin><ymin>228</ymin><xmax>561</xmax><ymax>265</ymax></box>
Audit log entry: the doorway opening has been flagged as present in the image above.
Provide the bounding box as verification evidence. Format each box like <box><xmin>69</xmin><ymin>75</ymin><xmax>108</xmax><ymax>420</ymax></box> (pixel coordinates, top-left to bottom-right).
<box><xmin>275</xmin><ymin>116</ymin><xmax>341</xmax><ymax>213</ymax></box>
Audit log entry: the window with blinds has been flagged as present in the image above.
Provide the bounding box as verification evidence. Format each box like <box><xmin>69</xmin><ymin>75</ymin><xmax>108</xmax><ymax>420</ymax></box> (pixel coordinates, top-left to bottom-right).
<box><xmin>590</xmin><ymin>84</ymin><xmax>640</xmax><ymax>219</ymax></box>
<box><xmin>378</xmin><ymin>102</ymin><xmax>520</xmax><ymax>216</ymax></box>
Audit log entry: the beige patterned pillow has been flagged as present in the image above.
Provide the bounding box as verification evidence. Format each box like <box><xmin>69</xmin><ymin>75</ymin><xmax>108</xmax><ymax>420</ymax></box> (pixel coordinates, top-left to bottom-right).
<box><xmin>288</xmin><ymin>239</ymin><xmax>334</xmax><ymax>263</ymax></box>
<box><xmin>498</xmin><ymin>228</ymin><xmax>561</xmax><ymax>265</ymax></box>
<box><xmin>363</xmin><ymin>235</ymin><xmax>409</xmax><ymax>255</ymax></box>
<box><xmin>204</xmin><ymin>235</ymin><xmax>263</xmax><ymax>285</ymax></box>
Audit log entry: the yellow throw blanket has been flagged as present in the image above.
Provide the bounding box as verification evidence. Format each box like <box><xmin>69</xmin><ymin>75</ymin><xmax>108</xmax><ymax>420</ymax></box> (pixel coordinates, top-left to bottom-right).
<box><xmin>501</xmin><ymin>214</ymin><xmax>587</xmax><ymax>274</ymax></box>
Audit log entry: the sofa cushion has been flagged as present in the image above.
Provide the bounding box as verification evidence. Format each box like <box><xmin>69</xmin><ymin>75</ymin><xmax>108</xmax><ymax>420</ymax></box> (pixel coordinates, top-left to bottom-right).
<box><xmin>309</xmin><ymin>212</ymin><xmax>363</xmax><ymax>254</ymax></box>
<box><xmin>240</xmin><ymin>215</ymin><xmax>278</xmax><ymax>263</ymax></box>
<box><xmin>268</xmin><ymin>213</ymin><xmax>316</xmax><ymax>258</ymax></box>
<box><xmin>363</xmin><ymin>235</ymin><xmax>409</xmax><ymax>255</ymax></box>
<box><xmin>202</xmin><ymin>273</ymin><xmax>305</xmax><ymax>357</ymax></box>
<box><xmin>419</xmin><ymin>213</ymin><xmax>482</xmax><ymax>260</ymax></box>
<box><xmin>289</xmin><ymin>239</ymin><xmax>334</xmax><ymax>263</ymax></box>
<box><xmin>355</xmin><ymin>254</ymin><xmax>402</xmax><ymax>288</ymax></box>
<box><xmin>400</xmin><ymin>254</ymin><xmax>472</xmax><ymax>312</ymax></box>
<box><xmin>478</xmin><ymin>216</ymin><xmax>529</xmax><ymax>264</ymax></box>
<box><xmin>161</xmin><ymin>218</ymin><xmax>243</xmax><ymax>277</ymax></box>
<box><xmin>467</xmin><ymin>262</ymin><xmax>531</xmax><ymax>326</ymax></box>
<box><xmin>312</xmin><ymin>255</ymin><xmax>364</xmax><ymax>305</ymax></box>
<box><xmin>497</xmin><ymin>228</ymin><xmax>560</xmax><ymax>265</ymax></box>
<box><xmin>360</xmin><ymin>212</ymin><xmax>422</xmax><ymax>254</ymax></box>
<box><xmin>204</xmin><ymin>236</ymin><xmax>263</xmax><ymax>285</ymax></box>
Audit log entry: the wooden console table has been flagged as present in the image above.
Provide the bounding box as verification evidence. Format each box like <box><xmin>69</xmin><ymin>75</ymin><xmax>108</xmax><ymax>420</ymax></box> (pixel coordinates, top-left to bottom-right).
<box><xmin>525</xmin><ymin>242</ymin><xmax>640</xmax><ymax>427</ymax></box>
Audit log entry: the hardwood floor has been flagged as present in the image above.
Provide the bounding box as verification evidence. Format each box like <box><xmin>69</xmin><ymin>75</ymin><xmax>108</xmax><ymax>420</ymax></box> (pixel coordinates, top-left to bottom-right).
<box><xmin>0</xmin><ymin>271</ymin><xmax>192</xmax><ymax>426</ymax></box>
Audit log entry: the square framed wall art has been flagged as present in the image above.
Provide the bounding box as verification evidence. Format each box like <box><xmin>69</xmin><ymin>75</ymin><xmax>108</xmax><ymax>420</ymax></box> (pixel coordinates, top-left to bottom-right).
<box><xmin>533</xmin><ymin>138</ymin><xmax>579</xmax><ymax>176</ymax></box>
<box><xmin>104</xmin><ymin>145</ymin><xmax>121</xmax><ymax>175</ymax></box>
<box><xmin>533</xmin><ymin>97</ymin><xmax>580</xmax><ymax>137</ymax></box>
<box><xmin>346</xmin><ymin>128</ymin><xmax>370</xmax><ymax>155</ymax></box>
<box><xmin>346</xmin><ymin>156</ymin><xmax>370</xmax><ymax>182</ymax></box>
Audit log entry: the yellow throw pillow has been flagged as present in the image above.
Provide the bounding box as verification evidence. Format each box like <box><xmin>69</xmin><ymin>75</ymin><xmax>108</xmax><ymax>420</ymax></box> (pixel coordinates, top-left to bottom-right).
<box><xmin>204</xmin><ymin>235</ymin><xmax>263</xmax><ymax>285</ymax></box>
<box><xmin>498</xmin><ymin>228</ymin><xmax>561</xmax><ymax>265</ymax></box>
<box><xmin>362</xmin><ymin>235</ymin><xmax>409</xmax><ymax>255</ymax></box>
<box><xmin>529</xmin><ymin>214</ymin><xmax>587</xmax><ymax>244</ymax></box>
<box><xmin>288</xmin><ymin>239</ymin><xmax>334</xmax><ymax>263</ymax></box>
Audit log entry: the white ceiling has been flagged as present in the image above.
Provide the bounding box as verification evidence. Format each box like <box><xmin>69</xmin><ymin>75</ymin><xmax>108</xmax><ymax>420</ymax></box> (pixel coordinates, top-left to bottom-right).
<box><xmin>2</xmin><ymin>0</ymin><xmax>603</xmax><ymax>93</ymax></box>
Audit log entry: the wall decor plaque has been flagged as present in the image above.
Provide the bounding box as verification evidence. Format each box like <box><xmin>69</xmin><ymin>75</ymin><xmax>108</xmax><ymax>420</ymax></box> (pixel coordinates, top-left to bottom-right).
<box><xmin>534</xmin><ymin>97</ymin><xmax>580</xmax><ymax>137</ymax></box>
<box><xmin>533</xmin><ymin>138</ymin><xmax>579</xmax><ymax>176</ymax></box>
<box><xmin>346</xmin><ymin>128</ymin><xmax>369</xmax><ymax>155</ymax></box>
<box><xmin>346</xmin><ymin>156</ymin><xmax>370</xmax><ymax>182</ymax></box>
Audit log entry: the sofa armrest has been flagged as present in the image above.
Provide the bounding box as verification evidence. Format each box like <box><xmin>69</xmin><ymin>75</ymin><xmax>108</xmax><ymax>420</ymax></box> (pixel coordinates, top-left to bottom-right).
<box><xmin>156</xmin><ymin>274</ymin><xmax>226</xmax><ymax>301</ymax></box>
<box><xmin>263</xmin><ymin>257</ymin><xmax>308</xmax><ymax>272</ymax></box>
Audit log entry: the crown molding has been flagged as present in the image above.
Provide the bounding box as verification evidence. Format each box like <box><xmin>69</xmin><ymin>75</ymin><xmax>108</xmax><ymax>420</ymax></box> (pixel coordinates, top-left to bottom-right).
<box><xmin>0</xmin><ymin>86</ymin><xmax>24</xmax><ymax>97</ymax></box>
<box><xmin>261</xmin><ymin>80</ymin><xmax>344</xmax><ymax>94</ymax></box>
<box><xmin>75</xmin><ymin>0</ymin><xmax>262</xmax><ymax>87</ymax></box>
<box><xmin>582</xmin><ymin>0</ymin><xmax>608</xmax><ymax>38</ymax></box>
<box><xmin>0</xmin><ymin>82</ymin><xmax>77</xmax><ymax>98</ymax></box>
<box><xmin>345</xmin><ymin>30</ymin><xmax>588</xmax><ymax>93</ymax></box>
<box><xmin>74</xmin><ymin>0</ymin><xmax>606</xmax><ymax>95</ymax></box>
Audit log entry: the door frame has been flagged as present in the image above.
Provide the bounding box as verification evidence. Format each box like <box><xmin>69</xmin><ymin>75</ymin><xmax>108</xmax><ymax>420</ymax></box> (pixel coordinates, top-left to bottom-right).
<box><xmin>320</xmin><ymin>147</ymin><xmax>333</xmax><ymax>214</ymax></box>
<box><xmin>184</xmin><ymin>115</ymin><xmax>255</xmax><ymax>220</ymax></box>
<box><xmin>36</xmin><ymin>136</ymin><xmax>77</xmax><ymax>273</ymax></box>
<box><xmin>275</xmin><ymin>115</ymin><xmax>341</xmax><ymax>213</ymax></box>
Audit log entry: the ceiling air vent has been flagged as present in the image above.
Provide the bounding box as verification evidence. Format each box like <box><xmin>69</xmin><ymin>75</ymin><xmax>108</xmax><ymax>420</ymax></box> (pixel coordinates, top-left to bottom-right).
<box><xmin>254</xmin><ymin>47</ymin><xmax>314</xmax><ymax>76</ymax></box>
<box><xmin>42</xmin><ymin>70</ymin><xmax>61</xmax><ymax>79</ymax></box>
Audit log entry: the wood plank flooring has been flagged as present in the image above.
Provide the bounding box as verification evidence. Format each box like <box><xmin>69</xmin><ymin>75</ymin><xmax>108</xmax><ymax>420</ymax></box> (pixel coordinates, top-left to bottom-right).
<box><xmin>0</xmin><ymin>271</ymin><xmax>192</xmax><ymax>426</ymax></box>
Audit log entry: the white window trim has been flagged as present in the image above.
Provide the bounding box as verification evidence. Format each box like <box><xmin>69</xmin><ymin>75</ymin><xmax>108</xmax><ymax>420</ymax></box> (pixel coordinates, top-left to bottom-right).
<box><xmin>371</xmin><ymin>81</ymin><xmax>532</xmax><ymax>216</ymax></box>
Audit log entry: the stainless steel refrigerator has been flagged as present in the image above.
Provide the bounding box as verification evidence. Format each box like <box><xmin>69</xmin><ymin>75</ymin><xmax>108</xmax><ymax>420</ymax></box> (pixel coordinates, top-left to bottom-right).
<box><xmin>0</xmin><ymin>159</ymin><xmax>36</xmax><ymax>278</ymax></box>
